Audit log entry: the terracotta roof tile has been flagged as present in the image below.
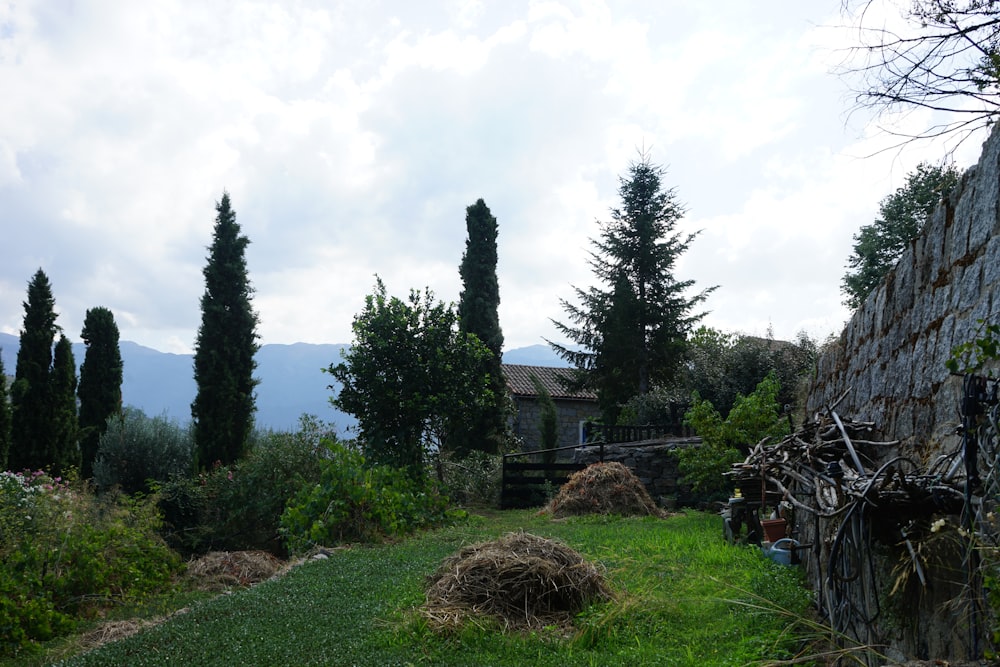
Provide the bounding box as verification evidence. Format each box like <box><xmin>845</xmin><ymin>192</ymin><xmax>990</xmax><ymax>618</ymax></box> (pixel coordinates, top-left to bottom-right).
<box><xmin>501</xmin><ymin>364</ymin><xmax>597</xmax><ymax>401</ymax></box>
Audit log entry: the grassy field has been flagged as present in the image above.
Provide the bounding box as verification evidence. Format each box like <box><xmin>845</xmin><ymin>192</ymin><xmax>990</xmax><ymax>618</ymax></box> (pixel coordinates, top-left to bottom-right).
<box><xmin>30</xmin><ymin>510</ymin><xmax>815</xmax><ymax>667</ymax></box>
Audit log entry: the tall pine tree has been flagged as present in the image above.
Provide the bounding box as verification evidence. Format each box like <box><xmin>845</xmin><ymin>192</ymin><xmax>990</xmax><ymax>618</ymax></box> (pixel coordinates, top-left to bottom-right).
<box><xmin>551</xmin><ymin>155</ymin><xmax>714</xmax><ymax>424</ymax></box>
<box><xmin>455</xmin><ymin>198</ymin><xmax>507</xmax><ymax>455</ymax></box>
<box><xmin>78</xmin><ymin>306</ymin><xmax>123</xmax><ymax>478</ymax></box>
<box><xmin>50</xmin><ymin>334</ymin><xmax>80</xmax><ymax>476</ymax></box>
<box><xmin>10</xmin><ymin>269</ymin><xmax>60</xmax><ymax>472</ymax></box>
<box><xmin>0</xmin><ymin>354</ymin><xmax>10</xmax><ymax>470</ymax></box>
<box><xmin>191</xmin><ymin>192</ymin><xmax>260</xmax><ymax>470</ymax></box>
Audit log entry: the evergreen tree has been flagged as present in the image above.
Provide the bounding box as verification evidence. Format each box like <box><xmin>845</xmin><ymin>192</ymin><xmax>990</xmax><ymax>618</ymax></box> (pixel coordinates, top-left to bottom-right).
<box><xmin>842</xmin><ymin>162</ymin><xmax>960</xmax><ymax>309</ymax></box>
<box><xmin>50</xmin><ymin>334</ymin><xmax>80</xmax><ymax>475</ymax></box>
<box><xmin>10</xmin><ymin>269</ymin><xmax>59</xmax><ymax>472</ymax></box>
<box><xmin>0</xmin><ymin>354</ymin><xmax>10</xmax><ymax>470</ymax></box>
<box><xmin>551</xmin><ymin>155</ymin><xmax>715</xmax><ymax>423</ymax></box>
<box><xmin>78</xmin><ymin>306</ymin><xmax>123</xmax><ymax>478</ymax></box>
<box><xmin>455</xmin><ymin>198</ymin><xmax>507</xmax><ymax>455</ymax></box>
<box><xmin>191</xmin><ymin>192</ymin><xmax>260</xmax><ymax>470</ymax></box>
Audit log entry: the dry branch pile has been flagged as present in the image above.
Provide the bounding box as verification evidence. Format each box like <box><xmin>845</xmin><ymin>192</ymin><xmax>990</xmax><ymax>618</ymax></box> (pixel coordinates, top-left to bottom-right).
<box><xmin>422</xmin><ymin>531</ymin><xmax>612</xmax><ymax>630</ymax></box>
<box><xmin>728</xmin><ymin>411</ymin><xmax>964</xmax><ymax>521</ymax></box>
<box><xmin>542</xmin><ymin>461</ymin><xmax>667</xmax><ymax>518</ymax></box>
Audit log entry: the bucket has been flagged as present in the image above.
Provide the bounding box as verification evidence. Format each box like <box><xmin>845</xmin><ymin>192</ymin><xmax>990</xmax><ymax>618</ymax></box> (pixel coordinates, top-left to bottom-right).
<box><xmin>765</xmin><ymin>538</ymin><xmax>799</xmax><ymax>566</ymax></box>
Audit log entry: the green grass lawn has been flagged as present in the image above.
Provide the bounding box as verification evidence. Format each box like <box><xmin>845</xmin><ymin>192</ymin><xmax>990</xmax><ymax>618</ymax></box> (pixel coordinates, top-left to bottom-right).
<box><xmin>37</xmin><ymin>510</ymin><xmax>815</xmax><ymax>667</ymax></box>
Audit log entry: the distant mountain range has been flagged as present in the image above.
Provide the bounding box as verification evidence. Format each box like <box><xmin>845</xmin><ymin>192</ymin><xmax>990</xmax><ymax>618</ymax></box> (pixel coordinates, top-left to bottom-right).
<box><xmin>0</xmin><ymin>334</ymin><xmax>565</xmax><ymax>433</ymax></box>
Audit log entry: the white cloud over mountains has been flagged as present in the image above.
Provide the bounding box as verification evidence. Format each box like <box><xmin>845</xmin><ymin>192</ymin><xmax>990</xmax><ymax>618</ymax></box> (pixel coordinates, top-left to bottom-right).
<box><xmin>0</xmin><ymin>1</ymin><xmax>989</xmax><ymax>354</ymax></box>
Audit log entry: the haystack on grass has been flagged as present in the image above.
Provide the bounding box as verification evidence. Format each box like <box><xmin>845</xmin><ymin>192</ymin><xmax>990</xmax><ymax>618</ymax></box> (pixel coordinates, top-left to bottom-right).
<box><xmin>422</xmin><ymin>531</ymin><xmax>612</xmax><ymax>630</ymax></box>
<box><xmin>185</xmin><ymin>550</ymin><xmax>285</xmax><ymax>590</ymax></box>
<box><xmin>544</xmin><ymin>461</ymin><xmax>667</xmax><ymax>518</ymax></box>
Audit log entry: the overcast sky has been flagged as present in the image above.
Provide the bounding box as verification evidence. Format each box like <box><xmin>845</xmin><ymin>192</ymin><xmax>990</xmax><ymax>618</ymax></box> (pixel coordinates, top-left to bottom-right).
<box><xmin>0</xmin><ymin>1</ymin><xmax>990</xmax><ymax>354</ymax></box>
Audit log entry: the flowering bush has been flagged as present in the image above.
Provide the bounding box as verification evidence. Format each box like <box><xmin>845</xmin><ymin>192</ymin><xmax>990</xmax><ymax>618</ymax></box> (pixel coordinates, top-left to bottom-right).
<box><xmin>0</xmin><ymin>470</ymin><xmax>182</xmax><ymax>658</ymax></box>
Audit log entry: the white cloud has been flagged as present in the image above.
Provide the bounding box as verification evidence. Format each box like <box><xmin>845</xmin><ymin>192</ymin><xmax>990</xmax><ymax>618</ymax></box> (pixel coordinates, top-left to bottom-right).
<box><xmin>0</xmin><ymin>0</ymin><xmax>990</xmax><ymax>359</ymax></box>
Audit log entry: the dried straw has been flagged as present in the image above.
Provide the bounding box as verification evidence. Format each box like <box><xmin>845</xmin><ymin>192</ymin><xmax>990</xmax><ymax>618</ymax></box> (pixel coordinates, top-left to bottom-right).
<box><xmin>422</xmin><ymin>531</ymin><xmax>612</xmax><ymax>630</ymax></box>
<box><xmin>543</xmin><ymin>461</ymin><xmax>667</xmax><ymax>519</ymax></box>
<box><xmin>185</xmin><ymin>550</ymin><xmax>284</xmax><ymax>590</ymax></box>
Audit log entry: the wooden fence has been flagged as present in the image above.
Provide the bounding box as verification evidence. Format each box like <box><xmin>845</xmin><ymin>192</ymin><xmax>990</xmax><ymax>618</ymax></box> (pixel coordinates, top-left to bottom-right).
<box><xmin>500</xmin><ymin>426</ymin><xmax>687</xmax><ymax>509</ymax></box>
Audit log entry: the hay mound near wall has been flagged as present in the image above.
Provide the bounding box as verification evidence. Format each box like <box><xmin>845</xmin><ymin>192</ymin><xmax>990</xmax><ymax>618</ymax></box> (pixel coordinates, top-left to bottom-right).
<box><xmin>544</xmin><ymin>461</ymin><xmax>667</xmax><ymax>518</ymax></box>
<box><xmin>422</xmin><ymin>531</ymin><xmax>612</xmax><ymax>629</ymax></box>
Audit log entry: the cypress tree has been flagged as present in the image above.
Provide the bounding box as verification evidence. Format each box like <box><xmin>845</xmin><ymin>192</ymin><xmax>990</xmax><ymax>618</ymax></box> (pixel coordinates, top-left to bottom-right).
<box><xmin>10</xmin><ymin>269</ymin><xmax>59</xmax><ymax>472</ymax></box>
<box><xmin>50</xmin><ymin>334</ymin><xmax>80</xmax><ymax>476</ymax></box>
<box><xmin>191</xmin><ymin>192</ymin><xmax>260</xmax><ymax>470</ymax></box>
<box><xmin>78</xmin><ymin>306</ymin><xmax>123</xmax><ymax>478</ymax></box>
<box><xmin>0</xmin><ymin>354</ymin><xmax>10</xmax><ymax>470</ymax></box>
<box><xmin>456</xmin><ymin>198</ymin><xmax>507</xmax><ymax>455</ymax></box>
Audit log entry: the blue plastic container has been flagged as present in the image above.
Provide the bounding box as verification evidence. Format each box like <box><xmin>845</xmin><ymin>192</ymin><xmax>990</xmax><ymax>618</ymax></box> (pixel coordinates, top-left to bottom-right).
<box><xmin>764</xmin><ymin>538</ymin><xmax>799</xmax><ymax>565</ymax></box>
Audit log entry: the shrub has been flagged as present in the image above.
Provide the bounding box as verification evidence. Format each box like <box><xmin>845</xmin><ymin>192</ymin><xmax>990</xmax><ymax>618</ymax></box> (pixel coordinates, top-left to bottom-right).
<box><xmin>280</xmin><ymin>441</ymin><xmax>453</xmax><ymax>554</ymax></box>
<box><xmin>93</xmin><ymin>407</ymin><xmax>193</xmax><ymax>494</ymax></box>
<box><xmin>680</xmin><ymin>372</ymin><xmax>789</xmax><ymax>500</ymax></box>
<box><xmin>0</xmin><ymin>471</ymin><xmax>182</xmax><ymax>658</ymax></box>
<box><xmin>437</xmin><ymin>449</ymin><xmax>503</xmax><ymax>508</ymax></box>
<box><xmin>156</xmin><ymin>415</ymin><xmax>331</xmax><ymax>556</ymax></box>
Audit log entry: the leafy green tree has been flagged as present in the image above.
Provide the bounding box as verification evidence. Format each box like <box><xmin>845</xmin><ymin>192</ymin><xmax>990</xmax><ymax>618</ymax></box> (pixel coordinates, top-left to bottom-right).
<box><xmin>842</xmin><ymin>162</ymin><xmax>960</xmax><ymax>309</ymax></box>
<box><xmin>0</xmin><ymin>354</ymin><xmax>10</xmax><ymax>470</ymax></box>
<box><xmin>191</xmin><ymin>192</ymin><xmax>260</xmax><ymax>471</ymax></box>
<box><xmin>679</xmin><ymin>372</ymin><xmax>789</xmax><ymax>498</ymax></box>
<box><xmin>10</xmin><ymin>269</ymin><xmax>60</xmax><ymax>472</ymax></box>
<box><xmin>327</xmin><ymin>278</ymin><xmax>494</xmax><ymax>480</ymax></box>
<box><xmin>455</xmin><ymin>198</ymin><xmax>507</xmax><ymax>455</ymax></box>
<box><xmin>551</xmin><ymin>155</ymin><xmax>715</xmax><ymax>423</ymax></box>
<box><xmin>50</xmin><ymin>334</ymin><xmax>79</xmax><ymax>476</ymax></box>
<box><xmin>78</xmin><ymin>307</ymin><xmax>123</xmax><ymax>478</ymax></box>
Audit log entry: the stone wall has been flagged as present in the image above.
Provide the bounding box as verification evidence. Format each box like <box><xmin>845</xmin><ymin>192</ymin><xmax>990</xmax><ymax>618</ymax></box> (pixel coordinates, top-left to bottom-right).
<box><xmin>511</xmin><ymin>396</ymin><xmax>597</xmax><ymax>451</ymax></box>
<box><xmin>807</xmin><ymin>124</ymin><xmax>1000</xmax><ymax>447</ymax></box>
<box><xmin>803</xmin><ymin>124</ymin><xmax>1000</xmax><ymax>661</ymax></box>
<box><xmin>573</xmin><ymin>440</ymin><xmax>699</xmax><ymax>505</ymax></box>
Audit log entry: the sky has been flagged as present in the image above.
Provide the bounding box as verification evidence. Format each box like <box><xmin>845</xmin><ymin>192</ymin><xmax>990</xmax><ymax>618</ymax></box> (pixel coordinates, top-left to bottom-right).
<box><xmin>0</xmin><ymin>0</ymin><xmax>991</xmax><ymax>355</ymax></box>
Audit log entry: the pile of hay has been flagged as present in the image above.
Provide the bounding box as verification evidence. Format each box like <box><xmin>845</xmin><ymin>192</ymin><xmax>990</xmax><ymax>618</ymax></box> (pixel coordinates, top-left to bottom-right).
<box><xmin>185</xmin><ymin>550</ymin><xmax>285</xmax><ymax>590</ymax></box>
<box><xmin>544</xmin><ymin>461</ymin><xmax>667</xmax><ymax>518</ymax></box>
<box><xmin>422</xmin><ymin>531</ymin><xmax>612</xmax><ymax>630</ymax></box>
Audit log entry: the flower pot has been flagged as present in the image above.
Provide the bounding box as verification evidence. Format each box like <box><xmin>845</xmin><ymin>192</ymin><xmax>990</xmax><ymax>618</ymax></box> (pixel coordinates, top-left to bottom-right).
<box><xmin>761</xmin><ymin>518</ymin><xmax>787</xmax><ymax>543</ymax></box>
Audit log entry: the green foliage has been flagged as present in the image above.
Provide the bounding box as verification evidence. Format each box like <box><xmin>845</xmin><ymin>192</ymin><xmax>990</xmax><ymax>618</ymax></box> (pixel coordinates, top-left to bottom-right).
<box><xmin>454</xmin><ymin>198</ymin><xmax>508</xmax><ymax>456</ymax></box>
<box><xmin>0</xmin><ymin>470</ymin><xmax>182</xmax><ymax>658</ymax></box>
<box><xmin>327</xmin><ymin>278</ymin><xmax>495</xmax><ymax>479</ymax></box>
<box><xmin>10</xmin><ymin>269</ymin><xmax>60</xmax><ymax>473</ymax></box>
<box><xmin>92</xmin><ymin>407</ymin><xmax>193</xmax><ymax>495</ymax></box>
<box><xmin>49</xmin><ymin>512</ymin><xmax>814</xmax><ymax>667</ymax></box>
<box><xmin>529</xmin><ymin>375</ymin><xmax>559</xmax><ymax>462</ymax></box>
<box><xmin>680</xmin><ymin>373</ymin><xmax>790</xmax><ymax>497</ymax></box>
<box><xmin>551</xmin><ymin>155</ymin><xmax>715</xmax><ymax>423</ymax></box>
<box><xmin>842</xmin><ymin>162</ymin><xmax>960</xmax><ymax>309</ymax></box>
<box><xmin>78</xmin><ymin>307</ymin><xmax>123</xmax><ymax>479</ymax></box>
<box><xmin>156</xmin><ymin>416</ymin><xmax>330</xmax><ymax>556</ymax></box>
<box><xmin>0</xmin><ymin>354</ymin><xmax>10</xmax><ymax>471</ymax></box>
<box><xmin>435</xmin><ymin>449</ymin><xmax>503</xmax><ymax>508</ymax></box>
<box><xmin>279</xmin><ymin>441</ymin><xmax>452</xmax><ymax>554</ymax></box>
<box><xmin>192</xmin><ymin>192</ymin><xmax>260</xmax><ymax>471</ymax></box>
<box><xmin>683</xmin><ymin>326</ymin><xmax>816</xmax><ymax>419</ymax></box>
<box><xmin>50</xmin><ymin>335</ymin><xmax>79</xmax><ymax>477</ymax></box>
<box><xmin>947</xmin><ymin>318</ymin><xmax>1000</xmax><ymax>374</ymax></box>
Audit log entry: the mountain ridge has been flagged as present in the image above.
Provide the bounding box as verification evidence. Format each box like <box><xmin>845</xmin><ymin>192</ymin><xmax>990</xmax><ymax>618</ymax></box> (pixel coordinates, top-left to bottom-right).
<box><xmin>0</xmin><ymin>334</ymin><xmax>566</xmax><ymax>432</ymax></box>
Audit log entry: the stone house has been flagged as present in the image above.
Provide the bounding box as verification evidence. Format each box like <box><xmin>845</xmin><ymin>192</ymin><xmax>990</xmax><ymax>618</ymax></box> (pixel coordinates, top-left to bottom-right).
<box><xmin>502</xmin><ymin>364</ymin><xmax>598</xmax><ymax>452</ymax></box>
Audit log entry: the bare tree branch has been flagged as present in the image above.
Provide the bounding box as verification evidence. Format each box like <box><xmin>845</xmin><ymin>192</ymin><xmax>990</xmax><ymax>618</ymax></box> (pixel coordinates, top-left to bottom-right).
<box><xmin>837</xmin><ymin>0</ymin><xmax>1000</xmax><ymax>145</ymax></box>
